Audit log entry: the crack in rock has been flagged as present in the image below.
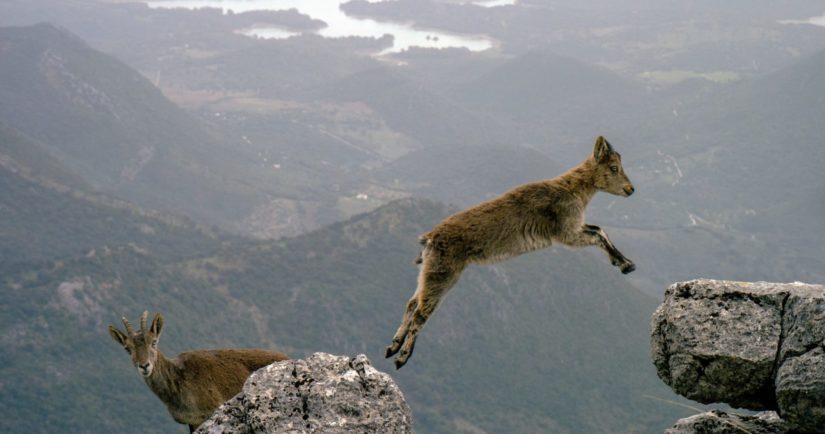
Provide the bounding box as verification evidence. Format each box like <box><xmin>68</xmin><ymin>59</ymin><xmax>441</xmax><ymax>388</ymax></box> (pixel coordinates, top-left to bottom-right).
<box><xmin>770</xmin><ymin>293</ymin><xmax>791</xmax><ymax>382</ymax></box>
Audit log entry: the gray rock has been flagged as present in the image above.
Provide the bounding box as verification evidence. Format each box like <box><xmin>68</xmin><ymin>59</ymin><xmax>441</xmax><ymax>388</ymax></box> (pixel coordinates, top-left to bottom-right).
<box><xmin>665</xmin><ymin>410</ymin><xmax>789</xmax><ymax>434</ymax></box>
<box><xmin>652</xmin><ymin>279</ymin><xmax>825</xmax><ymax>433</ymax></box>
<box><xmin>651</xmin><ymin>280</ymin><xmax>787</xmax><ymax>409</ymax></box>
<box><xmin>777</xmin><ymin>286</ymin><xmax>825</xmax><ymax>364</ymax></box>
<box><xmin>775</xmin><ymin>347</ymin><xmax>825</xmax><ymax>431</ymax></box>
<box><xmin>196</xmin><ymin>353</ymin><xmax>413</xmax><ymax>434</ymax></box>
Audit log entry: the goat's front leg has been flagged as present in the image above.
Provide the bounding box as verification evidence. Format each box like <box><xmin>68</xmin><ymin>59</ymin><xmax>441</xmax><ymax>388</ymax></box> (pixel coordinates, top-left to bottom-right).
<box><xmin>583</xmin><ymin>224</ymin><xmax>635</xmax><ymax>273</ymax></box>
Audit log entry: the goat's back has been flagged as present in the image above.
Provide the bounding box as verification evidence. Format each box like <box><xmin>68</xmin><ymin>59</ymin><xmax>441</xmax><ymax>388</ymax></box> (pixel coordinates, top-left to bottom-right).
<box><xmin>176</xmin><ymin>349</ymin><xmax>287</xmax><ymax>391</ymax></box>
<box><xmin>204</xmin><ymin>348</ymin><xmax>289</xmax><ymax>372</ymax></box>
<box><xmin>423</xmin><ymin>181</ymin><xmax>574</xmax><ymax>263</ymax></box>
<box><xmin>159</xmin><ymin>349</ymin><xmax>288</xmax><ymax>427</ymax></box>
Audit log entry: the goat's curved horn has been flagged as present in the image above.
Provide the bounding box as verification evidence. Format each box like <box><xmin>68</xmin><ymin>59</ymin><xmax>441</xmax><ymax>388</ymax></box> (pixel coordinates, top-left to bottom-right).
<box><xmin>122</xmin><ymin>316</ymin><xmax>135</xmax><ymax>335</ymax></box>
<box><xmin>140</xmin><ymin>311</ymin><xmax>149</xmax><ymax>334</ymax></box>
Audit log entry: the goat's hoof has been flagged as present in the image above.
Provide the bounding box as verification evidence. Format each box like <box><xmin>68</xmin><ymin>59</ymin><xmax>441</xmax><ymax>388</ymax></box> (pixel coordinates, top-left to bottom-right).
<box><xmin>621</xmin><ymin>262</ymin><xmax>636</xmax><ymax>274</ymax></box>
<box><xmin>394</xmin><ymin>358</ymin><xmax>407</xmax><ymax>370</ymax></box>
<box><xmin>385</xmin><ymin>345</ymin><xmax>398</xmax><ymax>358</ymax></box>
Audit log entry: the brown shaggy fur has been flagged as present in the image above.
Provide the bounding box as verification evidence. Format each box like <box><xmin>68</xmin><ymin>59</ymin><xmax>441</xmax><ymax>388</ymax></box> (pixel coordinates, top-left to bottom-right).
<box><xmin>109</xmin><ymin>312</ymin><xmax>288</xmax><ymax>432</ymax></box>
<box><xmin>386</xmin><ymin>136</ymin><xmax>636</xmax><ymax>369</ymax></box>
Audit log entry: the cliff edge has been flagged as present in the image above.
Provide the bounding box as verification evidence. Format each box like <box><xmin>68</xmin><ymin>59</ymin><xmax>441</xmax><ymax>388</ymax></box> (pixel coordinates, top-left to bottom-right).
<box><xmin>652</xmin><ymin>279</ymin><xmax>825</xmax><ymax>433</ymax></box>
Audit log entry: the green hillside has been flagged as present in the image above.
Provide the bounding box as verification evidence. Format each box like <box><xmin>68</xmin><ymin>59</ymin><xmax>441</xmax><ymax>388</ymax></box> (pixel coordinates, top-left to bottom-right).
<box><xmin>318</xmin><ymin>67</ymin><xmax>514</xmax><ymax>148</ymax></box>
<box><xmin>623</xmin><ymin>46</ymin><xmax>825</xmax><ymax>259</ymax></box>
<box><xmin>0</xmin><ymin>23</ymin><xmax>319</xmax><ymax>230</ymax></box>
<box><xmin>1</xmin><ymin>198</ymin><xmax>690</xmax><ymax>433</ymax></box>
<box><xmin>0</xmin><ymin>23</ymin><xmax>209</xmax><ymax>180</ymax></box>
<box><xmin>684</xmin><ymin>47</ymin><xmax>825</xmax><ymax>246</ymax></box>
<box><xmin>0</xmin><ymin>124</ymin><xmax>226</xmax><ymax>274</ymax></box>
<box><xmin>0</xmin><ymin>246</ymin><xmax>253</xmax><ymax>434</ymax></box>
<box><xmin>452</xmin><ymin>50</ymin><xmax>653</xmax><ymax>154</ymax></box>
<box><xmin>0</xmin><ymin>123</ymin><xmax>89</xmax><ymax>190</ymax></box>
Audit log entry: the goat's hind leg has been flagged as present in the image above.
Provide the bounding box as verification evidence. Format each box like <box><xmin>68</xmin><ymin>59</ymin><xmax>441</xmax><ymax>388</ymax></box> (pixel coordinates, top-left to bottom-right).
<box><xmin>385</xmin><ymin>296</ymin><xmax>419</xmax><ymax>358</ymax></box>
<box><xmin>394</xmin><ymin>265</ymin><xmax>463</xmax><ymax>369</ymax></box>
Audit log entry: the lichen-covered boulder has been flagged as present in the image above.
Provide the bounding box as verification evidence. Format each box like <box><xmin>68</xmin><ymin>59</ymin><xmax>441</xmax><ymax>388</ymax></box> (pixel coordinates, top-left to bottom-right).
<box><xmin>196</xmin><ymin>352</ymin><xmax>413</xmax><ymax>434</ymax></box>
<box><xmin>651</xmin><ymin>280</ymin><xmax>787</xmax><ymax>409</ymax></box>
<box><xmin>651</xmin><ymin>279</ymin><xmax>825</xmax><ymax>433</ymax></box>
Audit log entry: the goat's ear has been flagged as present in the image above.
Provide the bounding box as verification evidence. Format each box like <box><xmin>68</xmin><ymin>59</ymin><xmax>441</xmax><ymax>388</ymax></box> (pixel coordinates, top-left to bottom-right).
<box><xmin>109</xmin><ymin>325</ymin><xmax>127</xmax><ymax>346</ymax></box>
<box><xmin>150</xmin><ymin>313</ymin><xmax>164</xmax><ymax>339</ymax></box>
<box><xmin>593</xmin><ymin>136</ymin><xmax>612</xmax><ymax>162</ymax></box>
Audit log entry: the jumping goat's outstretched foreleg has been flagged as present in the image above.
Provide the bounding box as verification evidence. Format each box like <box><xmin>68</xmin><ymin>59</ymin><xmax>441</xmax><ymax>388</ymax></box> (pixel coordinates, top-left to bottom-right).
<box><xmin>580</xmin><ymin>224</ymin><xmax>635</xmax><ymax>274</ymax></box>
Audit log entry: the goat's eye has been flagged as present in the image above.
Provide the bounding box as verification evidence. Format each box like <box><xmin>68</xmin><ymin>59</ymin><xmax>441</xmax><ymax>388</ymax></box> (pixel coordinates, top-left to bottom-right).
<box><xmin>610</xmin><ymin>166</ymin><xmax>619</xmax><ymax>173</ymax></box>
<box><xmin>151</xmin><ymin>340</ymin><xmax>158</xmax><ymax>348</ymax></box>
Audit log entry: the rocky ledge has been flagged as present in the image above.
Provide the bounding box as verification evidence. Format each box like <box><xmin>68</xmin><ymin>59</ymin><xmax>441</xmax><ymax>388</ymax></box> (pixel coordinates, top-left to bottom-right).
<box><xmin>665</xmin><ymin>410</ymin><xmax>788</xmax><ymax>434</ymax></box>
<box><xmin>651</xmin><ymin>279</ymin><xmax>825</xmax><ymax>433</ymax></box>
<box><xmin>196</xmin><ymin>352</ymin><xmax>413</xmax><ymax>433</ymax></box>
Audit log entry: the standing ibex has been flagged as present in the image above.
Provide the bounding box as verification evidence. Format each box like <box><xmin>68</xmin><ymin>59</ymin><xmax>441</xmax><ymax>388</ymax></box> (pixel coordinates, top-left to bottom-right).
<box><xmin>108</xmin><ymin>311</ymin><xmax>289</xmax><ymax>432</ymax></box>
<box><xmin>386</xmin><ymin>136</ymin><xmax>636</xmax><ymax>369</ymax></box>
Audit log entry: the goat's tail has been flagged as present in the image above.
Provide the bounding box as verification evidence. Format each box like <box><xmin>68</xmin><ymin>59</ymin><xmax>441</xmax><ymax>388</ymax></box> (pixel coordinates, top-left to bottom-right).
<box><xmin>414</xmin><ymin>235</ymin><xmax>430</xmax><ymax>265</ymax></box>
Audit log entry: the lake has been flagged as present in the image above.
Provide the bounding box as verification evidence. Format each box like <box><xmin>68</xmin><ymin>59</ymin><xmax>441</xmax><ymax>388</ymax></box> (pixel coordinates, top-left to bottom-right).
<box><xmin>778</xmin><ymin>12</ymin><xmax>825</xmax><ymax>28</ymax></box>
<box><xmin>145</xmin><ymin>0</ymin><xmax>502</xmax><ymax>54</ymax></box>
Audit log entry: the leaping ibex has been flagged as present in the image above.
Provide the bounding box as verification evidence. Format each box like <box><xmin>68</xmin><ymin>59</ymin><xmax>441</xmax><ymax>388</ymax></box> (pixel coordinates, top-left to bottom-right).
<box><xmin>386</xmin><ymin>136</ymin><xmax>636</xmax><ymax>369</ymax></box>
<box><xmin>108</xmin><ymin>311</ymin><xmax>289</xmax><ymax>432</ymax></box>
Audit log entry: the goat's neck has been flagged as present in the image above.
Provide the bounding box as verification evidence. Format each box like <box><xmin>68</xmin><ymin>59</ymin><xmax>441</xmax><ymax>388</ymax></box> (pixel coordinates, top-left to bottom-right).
<box><xmin>553</xmin><ymin>159</ymin><xmax>598</xmax><ymax>205</ymax></box>
<box><xmin>144</xmin><ymin>351</ymin><xmax>183</xmax><ymax>407</ymax></box>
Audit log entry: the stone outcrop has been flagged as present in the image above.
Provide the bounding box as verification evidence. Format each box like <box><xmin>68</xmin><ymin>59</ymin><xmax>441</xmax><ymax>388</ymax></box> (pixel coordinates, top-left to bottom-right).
<box><xmin>651</xmin><ymin>279</ymin><xmax>825</xmax><ymax>433</ymax></box>
<box><xmin>196</xmin><ymin>353</ymin><xmax>413</xmax><ymax>434</ymax></box>
<box><xmin>665</xmin><ymin>410</ymin><xmax>788</xmax><ymax>434</ymax></box>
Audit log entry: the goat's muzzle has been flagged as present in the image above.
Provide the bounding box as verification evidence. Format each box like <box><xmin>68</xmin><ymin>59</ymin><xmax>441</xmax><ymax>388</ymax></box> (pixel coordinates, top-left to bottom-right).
<box><xmin>623</xmin><ymin>185</ymin><xmax>635</xmax><ymax>196</ymax></box>
<box><xmin>138</xmin><ymin>363</ymin><xmax>152</xmax><ymax>377</ymax></box>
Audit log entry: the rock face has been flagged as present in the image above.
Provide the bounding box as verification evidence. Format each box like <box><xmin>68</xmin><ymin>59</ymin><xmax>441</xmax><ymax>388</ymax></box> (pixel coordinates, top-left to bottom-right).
<box><xmin>666</xmin><ymin>411</ymin><xmax>788</xmax><ymax>434</ymax></box>
<box><xmin>651</xmin><ymin>279</ymin><xmax>825</xmax><ymax>434</ymax></box>
<box><xmin>196</xmin><ymin>353</ymin><xmax>413</xmax><ymax>434</ymax></box>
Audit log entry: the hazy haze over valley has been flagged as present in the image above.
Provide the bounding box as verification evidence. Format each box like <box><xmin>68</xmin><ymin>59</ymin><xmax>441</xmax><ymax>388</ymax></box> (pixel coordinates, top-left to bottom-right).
<box><xmin>1</xmin><ymin>0</ymin><xmax>823</xmax><ymax>432</ymax></box>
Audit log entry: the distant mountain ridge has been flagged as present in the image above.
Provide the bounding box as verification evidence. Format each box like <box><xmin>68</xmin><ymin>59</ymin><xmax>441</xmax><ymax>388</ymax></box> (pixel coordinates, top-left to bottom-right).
<box><xmin>318</xmin><ymin>66</ymin><xmax>514</xmax><ymax>148</ymax></box>
<box><xmin>0</xmin><ymin>23</ymin><xmax>274</xmax><ymax>229</ymax></box>
<box><xmin>647</xmin><ymin>45</ymin><xmax>825</xmax><ymax>253</ymax></box>
<box><xmin>450</xmin><ymin>50</ymin><xmax>655</xmax><ymax>163</ymax></box>
<box><xmin>0</xmin><ymin>123</ymin><xmax>226</xmax><ymax>273</ymax></box>
<box><xmin>0</xmin><ymin>122</ymin><xmax>89</xmax><ymax>190</ymax></box>
<box><xmin>456</xmin><ymin>50</ymin><xmax>647</xmax><ymax>121</ymax></box>
<box><xmin>0</xmin><ymin>23</ymin><xmax>207</xmax><ymax>180</ymax></box>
